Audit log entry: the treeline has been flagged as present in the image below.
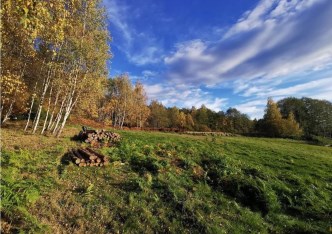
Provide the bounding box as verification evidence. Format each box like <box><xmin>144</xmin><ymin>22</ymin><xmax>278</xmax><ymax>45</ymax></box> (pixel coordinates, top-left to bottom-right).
<box><xmin>277</xmin><ymin>97</ymin><xmax>332</xmax><ymax>137</ymax></box>
<box><xmin>255</xmin><ymin>97</ymin><xmax>332</xmax><ymax>138</ymax></box>
<box><xmin>90</xmin><ymin>75</ymin><xmax>332</xmax><ymax>137</ymax></box>
<box><xmin>90</xmin><ymin>75</ymin><xmax>331</xmax><ymax>138</ymax></box>
<box><xmin>1</xmin><ymin>0</ymin><xmax>109</xmax><ymax>136</ymax></box>
<box><xmin>147</xmin><ymin>102</ymin><xmax>254</xmax><ymax>134</ymax></box>
<box><xmin>88</xmin><ymin>75</ymin><xmax>253</xmax><ymax>133</ymax></box>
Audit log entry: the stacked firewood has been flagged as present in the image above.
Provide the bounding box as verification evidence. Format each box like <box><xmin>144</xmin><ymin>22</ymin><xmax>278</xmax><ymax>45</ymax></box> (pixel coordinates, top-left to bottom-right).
<box><xmin>79</xmin><ymin>129</ymin><xmax>121</xmax><ymax>146</ymax></box>
<box><xmin>71</xmin><ymin>148</ymin><xmax>110</xmax><ymax>167</ymax></box>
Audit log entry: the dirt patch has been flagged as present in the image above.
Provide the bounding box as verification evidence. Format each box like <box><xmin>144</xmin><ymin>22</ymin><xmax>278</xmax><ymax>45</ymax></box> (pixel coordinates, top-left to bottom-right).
<box><xmin>68</xmin><ymin>116</ymin><xmax>109</xmax><ymax>129</ymax></box>
<box><xmin>1</xmin><ymin>122</ymin><xmax>78</xmax><ymax>151</ymax></box>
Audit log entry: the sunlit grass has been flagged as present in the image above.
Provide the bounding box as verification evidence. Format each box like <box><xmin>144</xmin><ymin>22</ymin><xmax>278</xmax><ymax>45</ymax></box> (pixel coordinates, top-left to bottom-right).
<box><xmin>1</xmin><ymin>126</ymin><xmax>331</xmax><ymax>233</ymax></box>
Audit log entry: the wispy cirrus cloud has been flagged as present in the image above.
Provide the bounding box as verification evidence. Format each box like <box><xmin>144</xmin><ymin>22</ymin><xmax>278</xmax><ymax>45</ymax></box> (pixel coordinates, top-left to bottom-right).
<box><xmin>103</xmin><ymin>0</ymin><xmax>132</xmax><ymax>47</ymax></box>
<box><xmin>258</xmin><ymin>77</ymin><xmax>332</xmax><ymax>97</ymax></box>
<box><xmin>165</xmin><ymin>0</ymin><xmax>332</xmax><ymax>86</ymax></box>
<box><xmin>162</xmin><ymin>0</ymin><xmax>332</xmax><ymax>117</ymax></box>
<box><xmin>165</xmin><ymin>0</ymin><xmax>332</xmax><ymax>84</ymax></box>
<box><xmin>103</xmin><ymin>0</ymin><xmax>163</xmax><ymax>66</ymax></box>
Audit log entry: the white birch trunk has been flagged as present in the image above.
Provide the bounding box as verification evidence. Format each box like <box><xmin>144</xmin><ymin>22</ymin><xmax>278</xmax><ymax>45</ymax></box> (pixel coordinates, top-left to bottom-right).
<box><xmin>24</xmin><ymin>82</ymin><xmax>38</xmax><ymax>131</ymax></box>
<box><xmin>55</xmin><ymin>72</ymin><xmax>79</xmax><ymax>137</ymax></box>
<box><xmin>120</xmin><ymin>111</ymin><xmax>126</xmax><ymax>129</ymax></box>
<box><xmin>24</xmin><ymin>96</ymin><xmax>35</xmax><ymax>131</ymax></box>
<box><xmin>47</xmin><ymin>90</ymin><xmax>60</xmax><ymax>131</ymax></box>
<box><xmin>55</xmin><ymin>98</ymin><xmax>72</xmax><ymax>137</ymax></box>
<box><xmin>55</xmin><ymin>6</ymin><xmax>88</xmax><ymax>137</ymax></box>
<box><xmin>52</xmin><ymin>95</ymin><xmax>67</xmax><ymax>134</ymax></box>
<box><xmin>41</xmin><ymin>85</ymin><xmax>53</xmax><ymax>134</ymax></box>
<box><xmin>32</xmin><ymin>67</ymin><xmax>51</xmax><ymax>134</ymax></box>
<box><xmin>1</xmin><ymin>102</ymin><xmax>14</xmax><ymax>124</ymax></box>
<box><xmin>56</xmin><ymin>94</ymin><xmax>80</xmax><ymax>138</ymax></box>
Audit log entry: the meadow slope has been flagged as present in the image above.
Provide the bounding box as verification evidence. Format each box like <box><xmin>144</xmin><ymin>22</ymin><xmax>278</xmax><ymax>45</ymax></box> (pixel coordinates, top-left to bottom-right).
<box><xmin>1</xmin><ymin>124</ymin><xmax>332</xmax><ymax>233</ymax></box>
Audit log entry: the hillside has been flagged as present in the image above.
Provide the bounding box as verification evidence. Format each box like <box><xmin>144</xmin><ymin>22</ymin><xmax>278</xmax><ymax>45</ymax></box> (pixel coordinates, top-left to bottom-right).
<box><xmin>1</xmin><ymin>124</ymin><xmax>332</xmax><ymax>233</ymax></box>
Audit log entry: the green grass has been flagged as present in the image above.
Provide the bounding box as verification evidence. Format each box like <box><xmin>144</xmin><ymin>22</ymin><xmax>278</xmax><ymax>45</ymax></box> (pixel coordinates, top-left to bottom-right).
<box><xmin>1</xmin><ymin>126</ymin><xmax>332</xmax><ymax>233</ymax></box>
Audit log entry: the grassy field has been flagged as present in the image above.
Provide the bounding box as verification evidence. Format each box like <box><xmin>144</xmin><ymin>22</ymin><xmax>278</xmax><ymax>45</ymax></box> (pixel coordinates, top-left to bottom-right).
<box><xmin>1</xmin><ymin>123</ymin><xmax>332</xmax><ymax>233</ymax></box>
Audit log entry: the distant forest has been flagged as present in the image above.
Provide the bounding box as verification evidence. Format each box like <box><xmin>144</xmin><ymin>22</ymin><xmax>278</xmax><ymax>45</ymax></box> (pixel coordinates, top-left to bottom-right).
<box><xmin>89</xmin><ymin>75</ymin><xmax>332</xmax><ymax>139</ymax></box>
<box><xmin>1</xmin><ymin>1</ymin><xmax>331</xmax><ymax>139</ymax></box>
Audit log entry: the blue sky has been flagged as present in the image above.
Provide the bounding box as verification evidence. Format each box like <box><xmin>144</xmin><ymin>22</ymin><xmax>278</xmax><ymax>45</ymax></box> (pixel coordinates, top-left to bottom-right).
<box><xmin>102</xmin><ymin>0</ymin><xmax>332</xmax><ymax>119</ymax></box>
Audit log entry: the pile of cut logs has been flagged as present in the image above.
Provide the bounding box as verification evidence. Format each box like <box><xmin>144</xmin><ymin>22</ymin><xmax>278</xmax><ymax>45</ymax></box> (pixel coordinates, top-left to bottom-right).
<box><xmin>71</xmin><ymin>148</ymin><xmax>110</xmax><ymax>167</ymax></box>
<box><xmin>79</xmin><ymin>129</ymin><xmax>121</xmax><ymax>147</ymax></box>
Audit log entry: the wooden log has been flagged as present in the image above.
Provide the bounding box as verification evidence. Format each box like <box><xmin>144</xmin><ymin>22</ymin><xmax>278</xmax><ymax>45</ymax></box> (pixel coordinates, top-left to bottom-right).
<box><xmin>72</xmin><ymin>147</ymin><xmax>111</xmax><ymax>168</ymax></box>
<box><xmin>77</xmin><ymin>148</ymin><xmax>92</xmax><ymax>161</ymax></box>
<box><xmin>71</xmin><ymin>151</ymin><xmax>81</xmax><ymax>164</ymax></box>
<box><xmin>86</xmin><ymin>148</ymin><xmax>106</xmax><ymax>160</ymax></box>
<box><xmin>81</xmin><ymin>148</ymin><xmax>100</xmax><ymax>161</ymax></box>
<box><xmin>73</xmin><ymin>150</ymin><xmax>86</xmax><ymax>163</ymax></box>
<box><xmin>72</xmin><ymin>156</ymin><xmax>80</xmax><ymax>164</ymax></box>
<box><xmin>90</xmin><ymin>155</ymin><xmax>98</xmax><ymax>160</ymax></box>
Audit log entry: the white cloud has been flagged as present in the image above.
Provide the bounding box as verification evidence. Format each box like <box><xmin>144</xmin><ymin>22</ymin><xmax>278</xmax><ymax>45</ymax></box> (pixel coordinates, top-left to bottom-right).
<box><xmin>165</xmin><ymin>0</ymin><xmax>332</xmax><ymax>86</ymax></box>
<box><xmin>224</xmin><ymin>0</ymin><xmax>278</xmax><ymax>38</ymax></box>
<box><xmin>144</xmin><ymin>84</ymin><xmax>164</xmax><ymax>96</ymax></box>
<box><xmin>144</xmin><ymin>83</ymin><xmax>227</xmax><ymax>111</ymax></box>
<box><xmin>262</xmin><ymin>77</ymin><xmax>332</xmax><ymax>97</ymax></box>
<box><xmin>233</xmin><ymin>103</ymin><xmax>260</xmax><ymax>119</ymax></box>
<box><xmin>237</xmin><ymin>76</ymin><xmax>332</xmax><ymax>99</ymax></box>
<box><xmin>129</xmin><ymin>46</ymin><xmax>161</xmax><ymax>66</ymax></box>
<box><xmin>103</xmin><ymin>0</ymin><xmax>163</xmax><ymax>66</ymax></box>
<box><xmin>103</xmin><ymin>1</ymin><xmax>132</xmax><ymax>47</ymax></box>
<box><xmin>165</xmin><ymin>40</ymin><xmax>212</xmax><ymax>64</ymax></box>
<box><xmin>142</xmin><ymin>70</ymin><xmax>157</xmax><ymax>77</ymax></box>
<box><xmin>311</xmin><ymin>91</ymin><xmax>332</xmax><ymax>100</ymax></box>
<box><xmin>115</xmin><ymin>70</ymin><xmax>158</xmax><ymax>82</ymax></box>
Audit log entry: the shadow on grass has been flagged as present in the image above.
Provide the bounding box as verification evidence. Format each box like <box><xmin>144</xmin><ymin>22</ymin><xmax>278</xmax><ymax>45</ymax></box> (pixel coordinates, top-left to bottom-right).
<box><xmin>70</xmin><ymin>134</ymin><xmax>82</xmax><ymax>141</ymax></box>
<box><xmin>110</xmin><ymin>181</ymin><xmax>143</xmax><ymax>192</ymax></box>
<box><xmin>57</xmin><ymin>152</ymin><xmax>73</xmax><ymax>177</ymax></box>
<box><xmin>0</xmin><ymin>151</ymin><xmax>11</xmax><ymax>166</ymax></box>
